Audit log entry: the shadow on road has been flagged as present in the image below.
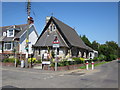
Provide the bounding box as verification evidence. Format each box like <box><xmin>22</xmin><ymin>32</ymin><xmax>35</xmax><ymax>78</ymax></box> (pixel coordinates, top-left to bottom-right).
<box><xmin>2</xmin><ymin>85</ymin><xmax>25</xmax><ymax>90</ymax></box>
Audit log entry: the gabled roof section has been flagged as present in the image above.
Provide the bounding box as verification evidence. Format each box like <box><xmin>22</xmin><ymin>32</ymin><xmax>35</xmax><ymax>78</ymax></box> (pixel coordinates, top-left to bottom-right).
<box><xmin>35</xmin><ymin>29</ymin><xmax>68</xmax><ymax>47</ymax></box>
<box><xmin>35</xmin><ymin>16</ymin><xmax>92</xmax><ymax>51</ymax></box>
<box><xmin>52</xmin><ymin>17</ymin><xmax>87</xmax><ymax>49</ymax></box>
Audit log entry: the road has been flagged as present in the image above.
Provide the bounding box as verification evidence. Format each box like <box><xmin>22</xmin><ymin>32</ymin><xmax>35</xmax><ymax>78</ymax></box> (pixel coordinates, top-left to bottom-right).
<box><xmin>2</xmin><ymin>60</ymin><xmax>119</xmax><ymax>88</ymax></box>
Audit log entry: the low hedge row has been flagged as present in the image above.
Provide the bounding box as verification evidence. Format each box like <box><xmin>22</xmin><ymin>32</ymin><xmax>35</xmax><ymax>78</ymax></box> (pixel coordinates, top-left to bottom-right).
<box><xmin>2</xmin><ymin>58</ymin><xmax>21</xmax><ymax>65</ymax></box>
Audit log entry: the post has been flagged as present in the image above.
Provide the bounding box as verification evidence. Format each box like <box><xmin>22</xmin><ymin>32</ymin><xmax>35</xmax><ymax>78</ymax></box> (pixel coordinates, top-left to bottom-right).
<box><xmin>15</xmin><ymin>51</ymin><xmax>17</xmax><ymax>67</ymax></box>
<box><xmin>25</xmin><ymin>0</ymin><xmax>31</xmax><ymax>68</ymax></box>
<box><xmin>91</xmin><ymin>61</ymin><xmax>94</xmax><ymax>70</ymax></box>
<box><xmin>25</xmin><ymin>51</ymin><xmax>29</xmax><ymax>68</ymax></box>
<box><xmin>86</xmin><ymin>61</ymin><xmax>89</xmax><ymax>70</ymax></box>
<box><xmin>55</xmin><ymin>48</ymin><xmax>57</xmax><ymax>71</ymax></box>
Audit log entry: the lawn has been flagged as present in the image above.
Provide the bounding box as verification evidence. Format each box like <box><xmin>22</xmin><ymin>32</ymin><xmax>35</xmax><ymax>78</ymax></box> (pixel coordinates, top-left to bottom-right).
<box><xmin>79</xmin><ymin>61</ymin><xmax>108</xmax><ymax>69</ymax></box>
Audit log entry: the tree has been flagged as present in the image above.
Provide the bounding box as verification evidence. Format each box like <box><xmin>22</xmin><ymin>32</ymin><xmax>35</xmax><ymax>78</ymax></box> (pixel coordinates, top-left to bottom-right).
<box><xmin>105</xmin><ymin>41</ymin><xmax>118</xmax><ymax>56</ymax></box>
<box><xmin>81</xmin><ymin>35</ymin><xmax>92</xmax><ymax>47</ymax></box>
<box><xmin>91</xmin><ymin>41</ymin><xmax>100</xmax><ymax>51</ymax></box>
<box><xmin>118</xmin><ymin>47</ymin><xmax>120</xmax><ymax>58</ymax></box>
<box><xmin>106</xmin><ymin>41</ymin><xmax>118</xmax><ymax>50</ymax></box>
<box><xmin>98</xmin><ymin>41</ymin><xmax>118</xmax><ymax>61</ymax></box>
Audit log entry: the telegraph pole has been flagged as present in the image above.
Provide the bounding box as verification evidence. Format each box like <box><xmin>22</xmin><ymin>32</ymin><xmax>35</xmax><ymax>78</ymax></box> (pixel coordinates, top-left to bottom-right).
<box><xmin>25</xmin><ymin>0</ymin><xmax>31</xmax><ymax>68</ymax></box>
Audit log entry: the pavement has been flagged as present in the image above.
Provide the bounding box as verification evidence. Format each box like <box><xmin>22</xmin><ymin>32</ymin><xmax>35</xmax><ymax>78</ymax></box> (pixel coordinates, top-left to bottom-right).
<box><xmin>1</xmin><ymin>60</ymin><xmax>119</xmax><ymax>88</ymax></box>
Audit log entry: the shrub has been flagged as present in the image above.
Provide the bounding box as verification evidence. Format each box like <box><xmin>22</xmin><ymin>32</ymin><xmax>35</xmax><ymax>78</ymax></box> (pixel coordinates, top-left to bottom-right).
<box><xmin>98</xmin><ymin>54</ymin><xmax>106</xmax><ymax>61</ymax></box>
<box><xmin>36</xmin><ymin>59</ymin><xmax>42</xmax><ymax>63</ymax></box>
<box><xmin>73</xmin><ymin>57</ymin><xmax>85</xmax><ymax>64</ymax></box>
<box><xmin>105</xmin><ymin>54</ymin><xmax>117</xmax><ymax>61</ymax></box>
<box><xmin>28</xmin><ymin>58</ymin><xmax>37</xmax><ymax>63</ymax></box>
<box><xmin>50</xmin><ymin>63</ymin><xmax>55</xmax><ymax>67</ymax></box>
<box><xmin>3</xmin><ymin>58</ymin><xmax>20</xmax><ymax>64</ymax></box>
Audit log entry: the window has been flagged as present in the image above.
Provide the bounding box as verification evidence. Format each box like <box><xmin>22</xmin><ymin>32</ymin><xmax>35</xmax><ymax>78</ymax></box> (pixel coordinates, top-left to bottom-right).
<box><xmin>7</xmin><ymin>29</ymin><xmax>14</xmax><ymax>37</ymax></box>
<box><xmin>50</xmin><ymin>26</ymin><xmax>52</xmax><ymax>31</ymax></box>
<box><xmin>4</xmin><ymin>42</ymin><xmax>13</xmax><ymax>50</ymax></box>
<box><xmin>9</xmin><ymin>30</ymin><xmax>13</xmax><ymax>36</ymax></box>
<box><xmin>3</xmin><ymin>32</ymin><xmax>6</xmax><ymax>36</ymax></box>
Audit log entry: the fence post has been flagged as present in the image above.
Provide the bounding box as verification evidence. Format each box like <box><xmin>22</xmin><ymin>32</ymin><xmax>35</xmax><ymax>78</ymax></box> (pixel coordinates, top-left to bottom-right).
<box><xmin>86</xmin><ymin>61</ymin><xmax>89</xmax><ymax>70</ymax></box>
<box><xmin>92</xmin><ymin>61</ymin><xmax>94</xmax><ymax>70</ymax></box>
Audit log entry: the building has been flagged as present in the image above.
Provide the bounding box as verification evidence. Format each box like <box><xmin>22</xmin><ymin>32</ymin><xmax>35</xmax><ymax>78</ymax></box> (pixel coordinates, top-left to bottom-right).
<box><xmin>0</xmin><ymin>24</ymin><xmax>38</xmax><ymax>55</ymax></box>
<box><xmin>33</xmin><ymin>16</ymin><xmax>97</xmax><ymax>59</ymax></box>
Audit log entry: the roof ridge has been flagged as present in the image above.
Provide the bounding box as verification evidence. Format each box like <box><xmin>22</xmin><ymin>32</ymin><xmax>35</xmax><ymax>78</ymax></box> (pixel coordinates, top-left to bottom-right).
<box><xmin>0</xmin><ymin>24</ymin><xmax>28</xmax><ymax>28</ymax></box>
<box><xmin>52</xmin><ymin>17</ymin><xmax>75</xmax><ymax>31</ymax></box>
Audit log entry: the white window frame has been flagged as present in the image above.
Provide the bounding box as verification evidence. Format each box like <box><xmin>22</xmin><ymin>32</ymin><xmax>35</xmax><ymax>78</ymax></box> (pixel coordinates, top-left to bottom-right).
<box><xmin>4</xmin><ymin>42</ymin><xmax>13</xmax><ymax>51</ymax></box>
<box><xmin>7</xmin><ymin>29</ymin><xmax>14</xmax><ymax>37</ymax></box>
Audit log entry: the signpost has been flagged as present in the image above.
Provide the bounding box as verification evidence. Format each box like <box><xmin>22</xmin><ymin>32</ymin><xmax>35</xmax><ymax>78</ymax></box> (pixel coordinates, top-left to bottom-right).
<box><xmin>52</xmin><ymin>36</ymin><xmax>60</xmax><ymax>71</ymax></box>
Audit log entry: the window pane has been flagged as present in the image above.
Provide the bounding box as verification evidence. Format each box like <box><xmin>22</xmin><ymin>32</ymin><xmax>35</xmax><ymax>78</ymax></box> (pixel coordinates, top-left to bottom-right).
<box><xmin>9</xmin><ymin>30</ymin><xmax>13</xmax><ymax>36</ymax></box>
<box><xmin>4</xmin><ymin>42</ymin><xmax>12</xmax><ymax>50</ymax></box>
<box><xmin>7</xmin><ymin>44</ymin><xmax>11</xmax><ymax>50</ymax></box>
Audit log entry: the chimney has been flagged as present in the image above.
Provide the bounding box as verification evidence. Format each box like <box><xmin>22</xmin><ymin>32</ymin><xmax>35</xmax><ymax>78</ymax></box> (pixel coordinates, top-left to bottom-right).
<box><xmin>46</xmin><ymin>16</ymin><xmax>51</xmax><ymax>24</ymax></box>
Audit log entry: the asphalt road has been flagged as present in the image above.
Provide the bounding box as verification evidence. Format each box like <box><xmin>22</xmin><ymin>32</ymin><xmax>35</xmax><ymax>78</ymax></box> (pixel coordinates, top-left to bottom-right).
<box><xmin>1</xmin><ymin>60</ymin><xmax>119</xmax><ymax>88</ymax></box>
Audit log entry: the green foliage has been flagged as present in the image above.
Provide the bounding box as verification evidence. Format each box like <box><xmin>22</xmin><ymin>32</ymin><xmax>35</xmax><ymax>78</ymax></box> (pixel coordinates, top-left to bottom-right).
<box><xmin>105</xmin><ymin>54</ymin><xmax>117</xmax><ymax>61</ymax></box>
<box><xmin>98</xmin><ymin>54</ymin><xmax>106</xmax><ymax>61</ymax></box>
<box><xmin>28</xmin><ymin>58</ymin><xmax>38</xmax><ymax>63</ymax></box>
<box><xmin>80</xmin><ymin>35</ymin><xmax>119</xmax><ymax>61</ymax></box>
<box><xmin>50</xmin><ymin>58</ymin><xmax>85</xmax><ymax>67</ymax></box>
<box><xmin>98</xmin><ymin>42</ymin><xmax>118</xmax><ymax>61</ymax></box>
<box><xmin>118</xmin><ymin>47</ymin><xmax>120</xmax><ymax>58</ymax></box>
<box><xmin>3</xmin><ymin>58</ymin><xmax>20</xmax><ymax>64</ymax></box>
<box><xmin>36</xmin><ymin>59</ymin><xmax>42</xmax><ymax>63</ymax></box>
<box><xmin>91</xmin><ymin>41</ymin><xmax>99</xmax><ymax>51</ymax></box>
<box><xmin>51</xmin><ymin>51</ymin><xmax>55</xmax><ymax>58</ymax></box>
<box><xmin>50</xmin><ymin>63</ymin><xmax>55</xmax><ymax>67</ymax></box>
<box><xmin>81</xmin><ymin>35</ymin><xmax>92</xmax><ymax>48</ymax></box>
<box><xmin>72</xmin><ymin>57</ymin><xmax>85</xmax><ymax>64</ymax></box>
<box><xmin>79</xmin><ymin>61</ymin><xmax>108</xmax><ymax>69</ymax></box>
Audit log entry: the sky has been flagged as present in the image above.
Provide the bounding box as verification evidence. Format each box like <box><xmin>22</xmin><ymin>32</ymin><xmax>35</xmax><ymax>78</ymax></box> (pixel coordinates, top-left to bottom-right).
<box><xmin>1</xmin><ymin>2</ymin><xmax>118</xmax><ymax>44</ymax></box>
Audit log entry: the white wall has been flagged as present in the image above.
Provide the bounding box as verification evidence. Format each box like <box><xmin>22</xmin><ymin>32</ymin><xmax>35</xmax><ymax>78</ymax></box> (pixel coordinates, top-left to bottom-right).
<box><xmin>39</xmin><ymin>48</ymin><xmax>65</xmax><ymax>59</ymax></box>
<box><xmin>19</xmin><ymin>27</ymin><xmax>38</xmax><ymax>54</ymax></box>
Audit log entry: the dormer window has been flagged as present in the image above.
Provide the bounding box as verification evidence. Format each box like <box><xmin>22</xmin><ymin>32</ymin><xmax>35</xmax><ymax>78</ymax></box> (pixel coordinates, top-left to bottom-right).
<box><xmin>7</xmin><ymin>29</ymin><xmax>14</xmax><ymax>37</ymax></box>
<box><xmin>9</xmin><ymin>30</ymin><xmax>13</xmax><ymax>36</ymax></box>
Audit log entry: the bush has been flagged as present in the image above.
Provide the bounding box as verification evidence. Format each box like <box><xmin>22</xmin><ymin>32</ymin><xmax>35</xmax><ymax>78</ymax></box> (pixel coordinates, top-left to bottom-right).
<box><xmin>105</xmin><ymin>54</ymin><xmax>117</xmax><ymax>61</ymax></box>
<box><xmin>98</xmin><ymin>54</ymin><xmax>106</xmax><ymax>61</ymax></box>
<box><xmin>36</xmin><ymin>59</ymin><xmax>42</xmax><ymax>63</ymax></box>
<box><xmin>73</xmin><ymin>57</ymin><xmax>85</xmax><ymax>64</ymax></box>
<box><xmin>3</xmin><ymin>58</ymin><xmax>20</xmax><ymax>64</ymax></box>
<box><xmin>50</xmin><ymin>63</ymin><xmax>55</xmax><ymax>67</ymax></box>
<box><xmin>28</xmin><ymin>58</ymin><xmax>37</xmax><ymax>63</ymax></box>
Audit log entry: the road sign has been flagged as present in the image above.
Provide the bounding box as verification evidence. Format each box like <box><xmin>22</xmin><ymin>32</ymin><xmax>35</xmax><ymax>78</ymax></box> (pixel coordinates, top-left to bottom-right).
<box><xmin>28</xmin><ymin>42</ymin><xmax>31</xmax><ymax>44</ymax></box>
<box><xmin>42</xmin><ymin>61</ymin><xmax>51</xmax><ymax>64</ymax></box>
<box><xmin>53</xmin><ymin>44</ymin><xmax>60</xmax><ymax>48</ymax></box>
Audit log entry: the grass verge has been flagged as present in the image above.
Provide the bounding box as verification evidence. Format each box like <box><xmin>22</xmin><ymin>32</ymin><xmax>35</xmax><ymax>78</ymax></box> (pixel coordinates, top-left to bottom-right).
<box><xmin>79</xmin><ymin>61</ymin><xmax>108</xmax><ymax>69</ymax></box>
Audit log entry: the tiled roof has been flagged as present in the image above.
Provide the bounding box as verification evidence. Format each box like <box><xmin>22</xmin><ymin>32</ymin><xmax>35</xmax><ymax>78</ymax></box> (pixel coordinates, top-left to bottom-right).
<box><xmin>34</xmin><ymin>16</ymin><xmax>92</xmax><ymax>51</ymax></box>
<box><xmin>0</xmin><ymin>24</ymin><xmax>38</xmax><ymax>42</ymax></box>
